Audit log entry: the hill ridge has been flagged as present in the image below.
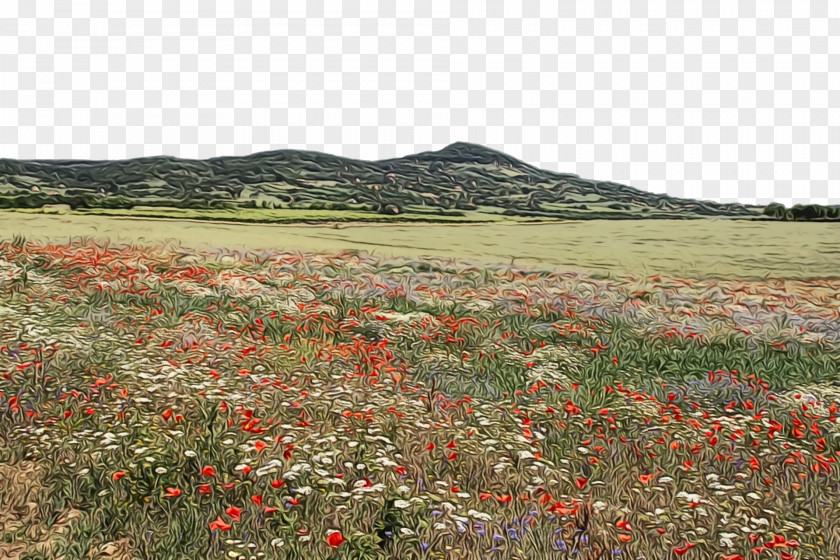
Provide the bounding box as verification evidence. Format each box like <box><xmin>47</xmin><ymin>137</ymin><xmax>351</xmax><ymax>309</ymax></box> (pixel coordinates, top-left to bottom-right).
<box><xmin>0</xmin><ymin>143</ymin><xmax>821</xmax><ymax>221</ymax></box>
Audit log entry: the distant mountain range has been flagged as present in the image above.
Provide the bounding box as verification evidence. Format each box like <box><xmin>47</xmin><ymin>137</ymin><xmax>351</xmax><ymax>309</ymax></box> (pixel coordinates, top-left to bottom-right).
<box><xmin>0</xmin><ymin>142</ymin><xmax>836</xmax><ymax>222</ymax></box>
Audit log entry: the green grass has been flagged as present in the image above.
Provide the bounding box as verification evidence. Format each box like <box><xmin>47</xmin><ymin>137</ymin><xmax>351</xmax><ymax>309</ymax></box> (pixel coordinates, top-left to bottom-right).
<box><xmin>2</xmin><ymin>206</ymin><xmax>522</xmax><ymax>224</ymax></box>
<box><xmin>1</xmin><ymin>211</ymin><xmax>838</xmax><ymax>279</ymax></box>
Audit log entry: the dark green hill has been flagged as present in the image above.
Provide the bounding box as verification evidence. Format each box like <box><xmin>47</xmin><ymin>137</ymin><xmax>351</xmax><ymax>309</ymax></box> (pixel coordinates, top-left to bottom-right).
<box><xmin>0</xmin><ymin>142</ymin><xmax>821</xmax><ymax>221</ymax></box>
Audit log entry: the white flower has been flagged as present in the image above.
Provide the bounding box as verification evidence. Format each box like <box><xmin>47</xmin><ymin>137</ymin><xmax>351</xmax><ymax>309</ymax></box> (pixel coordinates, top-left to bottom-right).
<box><xmin>155</xmin><ymin>467</ymin><xmax>168</xmax><ymax>474</ymax></box>
<box><xmin>467</xmin><ymin>509</ymin><xmax>492</xmax><ymax>521</ymax></box>
<box><xmin>393</xmin><ymin>499</ymin><xmax>411</xmax><ymax>509</ymax></box>
<box><xmin>184</xmin><ymin>450</ymin><xmax>197</xmax><ymax>458</ymax></box>
<box><xmin>719</xmin><ymin>533</ymin><xmax>738</xmax><ymax>548</ymax></box>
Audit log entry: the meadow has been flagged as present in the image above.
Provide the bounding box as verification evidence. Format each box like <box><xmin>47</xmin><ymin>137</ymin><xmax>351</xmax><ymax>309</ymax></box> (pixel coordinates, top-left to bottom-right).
<box><xmin>0</xmin><ymin>233</ymin><xmax>838</xmax><ymax>560</ymax></box>
<box><xmin>1</xmin><ymin>213</ymin><xmax>839</xmax><ymax>279</ymax></box>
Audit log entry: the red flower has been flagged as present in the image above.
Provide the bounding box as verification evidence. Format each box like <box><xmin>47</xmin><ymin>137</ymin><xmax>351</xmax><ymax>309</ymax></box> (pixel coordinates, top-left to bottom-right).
<box><xmin>639</xmin><ymin>473</ymin><xmax>655</xmax><ymax>484</ymax></box>
<box><xmin>251</xmin><ymin>495</ymin><xmax>263</xmax><ymax>506</ymax></box>
<box><xmin>198</xmin><ymin>484</ymin><xmax>212</xmax><ymax>495</ymax></box>
<box><xmin>225</xmin><ymin>506</ymin><xmax>242</xmax><ymax>521</ymax></box>
<box><xmin>201</xmin><ymin>466</ymin><xmax>215</xmax><ymax>477</ymax></box>
<box><xmin>575</xmin><ymin>477</ymin><xmax>588</xmax><ymax>489</ymax></box>
<box><xmin>162</xmin><ymin>408</ymin><xmax>173</xmax><ymax>420</ymax></box>
<box><xmin>326</xmin><ymin>530</ymin><xmax>345</xmax><ymax>548</ymax></box>
<box><xmin>209</xmin><ymin>516</ymin><xmax>231</xmax><ymax>531</ymax></box>
<box><xmin>254</xmin><ymin>440</ymin><xmax>267</xmax><ymax>452</ymax></box>
<box><xmin>112</xmin><ymin>471</ymin><xmax>126</xmax><ymax>481</ymax></box>
<box><xmin>674</xmin><ymin>542</ymin><xmax>696</xmax><ymax>556</ymax></box>
<box><xmin>264</xmin><ymin>506</ymin><xmax>278</xmax><ymax>514</ymax></box>
<box><xmin>721</xmin><ymin>555</ymin><xmax>745</xmax><ymax>560</ymax></box>
<box><xmin>164</xmin><ymin>487</ymin><xmax>182</xmax><ymax>498</ymax></box>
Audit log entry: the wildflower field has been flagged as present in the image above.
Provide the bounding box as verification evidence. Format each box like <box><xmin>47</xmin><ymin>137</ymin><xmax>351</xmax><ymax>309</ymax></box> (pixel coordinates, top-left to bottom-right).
<box><xmin>0</xmin><ymin>237</ymin><xmax>839</xmax><ymax>560</ymax></box>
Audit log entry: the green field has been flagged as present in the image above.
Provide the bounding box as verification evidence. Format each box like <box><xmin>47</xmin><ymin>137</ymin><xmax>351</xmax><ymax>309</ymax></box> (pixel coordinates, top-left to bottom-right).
<box><xmin>1</xmin><ymin>212</ymin><xmax>838</xmax><ymax>279</ymax></box>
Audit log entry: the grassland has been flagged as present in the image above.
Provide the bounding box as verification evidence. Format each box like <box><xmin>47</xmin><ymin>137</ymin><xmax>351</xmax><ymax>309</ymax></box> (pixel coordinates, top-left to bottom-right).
<box><xmin>1</xmin><ymin>212</ymin><xmax>838</xmax><ymax>279</ymax></box>
<box><xmin>0</xmin><ymin>237</ymin><xmax>838</xmax><ymax>560</ymax></box>
<box><xmin>4</xmin><ymin>206</ymin><xmax>516</xmax><ymax>224</ymax></box>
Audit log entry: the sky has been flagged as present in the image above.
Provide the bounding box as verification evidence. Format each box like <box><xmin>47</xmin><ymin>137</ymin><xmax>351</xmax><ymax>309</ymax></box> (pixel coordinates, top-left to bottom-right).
<box><xmin>1</xmin><ymin>0</ymin><xmax>838</xmax><ymax>204</ymax></box>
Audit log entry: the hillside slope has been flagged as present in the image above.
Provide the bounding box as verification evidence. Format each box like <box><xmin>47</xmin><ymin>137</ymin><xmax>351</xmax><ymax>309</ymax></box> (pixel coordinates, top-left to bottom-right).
<box><xmin>0</xmin><ymin>142</ymin><xmax>766</xmax><ymax>220</ymax></box>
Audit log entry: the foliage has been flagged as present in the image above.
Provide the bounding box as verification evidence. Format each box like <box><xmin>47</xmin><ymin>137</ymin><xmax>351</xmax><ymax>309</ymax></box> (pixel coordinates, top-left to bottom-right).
<box><xmin>0</xmin><ymin>143</ymin><xmax>764</xmax><ymax>221</ymax></box>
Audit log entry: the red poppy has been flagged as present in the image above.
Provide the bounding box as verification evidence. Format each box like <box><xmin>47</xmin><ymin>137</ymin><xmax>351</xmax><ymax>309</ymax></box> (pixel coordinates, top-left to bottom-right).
<box><xmin>326</xmin><ymin>530</ymin><xmax>345</xmax><ymax>548</ymax></box>
<box><xmin>209</xmin><ymin>516</ymin><xmax>232</xmax><ymax>531</ymax></box>
<box><xmin>674</xmin><ymin>542</ymin><xmax>696</xmax><ymax>556</ymax></box>
<box><xmin>164</xmin><ymin>487</ymin><xmax>182</xmax><ymax>498</ymax></box>
<box><xmin>113</xmin><ymin>471</ymin><xmax>126</xmax><ymax>481</ymax></box>
<box><xmin>575</xmin><ymin>477</ymin><xmax>588</xmax><ymax>489</ymax></box>
<box><xmin>254</xmin><ymin>440</ymin><xmax>267</xmax><ymax>452</ymax></box>
<box><xmin>225</xmin><ymin>506</ymin><xmax>242</xmax><ymax>521</ymax></box>
<box><xmin>201</xmin><ymin>466</ymin><xmax>215</xmax><ymax>477</ymax></box>
<box><xmin>264</xmin><ymin>506</ymin><xmax>278</xmax><ymax>514</ymax></box>
<box><xmin>721</xmin><ymin>555</ymin><xmax>745</xmax><ymax>560</ymax></box>
<box><xmin>639</xmin><ymin>473</ymin><xmax>655</xmax><ymax>484</ymax></box>
<box><xmin>251</xmin><ymin>494</ymin><xmax>263</xmax><ymax>506</ymax></box>
<box><xmin>198</xmin><ymin>484</ymin><xmax>212</xmax><ymax>495</ymax></box>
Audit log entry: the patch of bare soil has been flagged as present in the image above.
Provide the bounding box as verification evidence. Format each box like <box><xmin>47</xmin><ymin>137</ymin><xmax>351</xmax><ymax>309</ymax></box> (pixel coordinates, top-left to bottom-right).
<box><xmin>0</xmin><ymin>461</ymin><xmax>130</xmax><ymax>560</ymax></box>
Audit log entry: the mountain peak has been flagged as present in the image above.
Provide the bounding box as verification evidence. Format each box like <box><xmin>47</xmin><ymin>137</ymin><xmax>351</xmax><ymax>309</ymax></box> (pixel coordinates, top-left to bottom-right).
<box><xmin>407</xmin><ymin>142</ymin><xmax>528</xmax><ymax>167</ymax></box>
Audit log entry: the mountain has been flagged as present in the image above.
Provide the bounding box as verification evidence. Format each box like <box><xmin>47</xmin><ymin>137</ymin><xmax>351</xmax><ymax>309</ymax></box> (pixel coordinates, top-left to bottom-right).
<box><xmin>0</xmin><ymin>142</ymin><xmax>808</xmax><ymax>222</ymax></box>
